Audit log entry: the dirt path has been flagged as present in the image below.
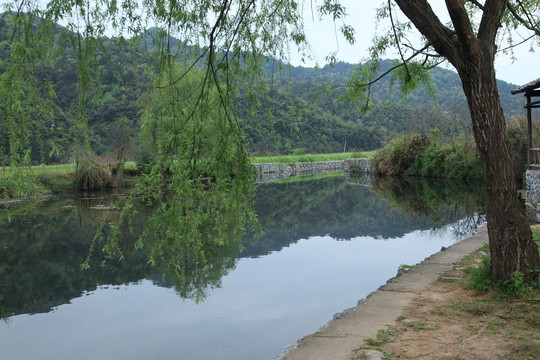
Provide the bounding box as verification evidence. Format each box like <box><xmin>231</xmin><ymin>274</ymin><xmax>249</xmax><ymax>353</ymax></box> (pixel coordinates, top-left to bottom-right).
<box><xmin>353</xmin><ymin>264</ymin><xmax>540</xmax><ymax>360</ymax></box>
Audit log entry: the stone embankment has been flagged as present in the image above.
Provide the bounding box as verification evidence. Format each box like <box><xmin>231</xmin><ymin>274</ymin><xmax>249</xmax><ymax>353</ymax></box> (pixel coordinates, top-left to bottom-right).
<box><xmin>253</xmin><ymin>159</ymin><xmax>371</xmax><ymax>183</ymax></box>
<box><xmin>526</xmin><ymin>169</ymin><xmax>540</xmax><ymax>221</ymax></box>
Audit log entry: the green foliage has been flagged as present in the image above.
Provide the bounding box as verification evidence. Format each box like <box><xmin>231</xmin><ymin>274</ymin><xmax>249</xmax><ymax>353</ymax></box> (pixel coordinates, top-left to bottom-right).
<box><xmin>376</xmin><ymin>329</ymin><xmax>399</xmax><ymax>342</ymax></box>
<box><xmin>373</xmin><ymin>132</ymin><xmax>483</xmax><ymax>180</ymax></box>
<box><xmin>396</xmin><ymin>264</ymin><xmax>412</xmax><ymax>276</ymax></box>
<box><xmin>372</xmin><ymin>133</ymin><xmax>430</xmax><ymax>176</ymax></box>
<box><xmin>0</xmin><ymin>11</ymin><xmax>526</xmax><ymax>165</ymax></box>
<box><xmin>0</xmin><ymin>172</ymin><xmax>36</xmax><ymax>199</ymax></box>
<box><xmin>513</xmin><ymin>343</ymin><xmax>540</xmax><ymax>360</ymax></box>
<box><xmin>36</xmin><ymin>173</ymin><xmax>76</xmax><ymax>194</ymax></box>
<box><xmin>362</xmin><ymin>338</ymin><xmax>383</xmax><ymax>350</ymax></box>
<box><xmin>349</xmin><ymin>151</ymin><xmax>366</xmax><ymax>159</ymax></box>
<box><xmin>466</xmin><ymin>252</ymin><xmax>540</xmax><ymax>297</ymax></box>
<box><xmin>84</xmin><ymin>63</ymin><xmax>257</xmax><ymax>297</ymax></box>
<box><xmin>466</xmin><ymin>256</ymin><xmax>493</xmax><ymax>293</ymax></box>
<box><xmin>502</xmin><ymin>271</ymin><xmax>538</xmax><ymax>298</ymax></box>
<box><xmin>443</xmin><ymin>141</ymin><xmax>483</xmax><ymax>180</ymax></box>
<box><xmin>0</xmin><ymin>12</ymin><xmax>57</xmax><ymax>167</ymax></box>
<box><xmin>416</xmin><ymin>145</ymin><xmax>447</xmax><ymax>177</ymax></box>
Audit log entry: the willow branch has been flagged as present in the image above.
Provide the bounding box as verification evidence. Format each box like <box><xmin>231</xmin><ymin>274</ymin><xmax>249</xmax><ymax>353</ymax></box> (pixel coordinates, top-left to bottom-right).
<box><xmin>388</xmin><ymin>0</ymin><xmax>410</xmax><ymax>81</ymax></box>
<box><xmin>498</xmin><ymin>33</ymin><xmax>536</xmax><ymax>54</ymax></box>
<box><xmin>349</xmin><ymin>43</ymin><xmax>432</xmax><ymax>89</ymax></box>
<box><xmin>507</xmin><ymin>0</ymin><xmax>540</xmax><ymax>36</ymax></box>
<box><xmin>402</xmin><ymin>43</ymin><xmax>444</xmax><ymax>59</ymax></box>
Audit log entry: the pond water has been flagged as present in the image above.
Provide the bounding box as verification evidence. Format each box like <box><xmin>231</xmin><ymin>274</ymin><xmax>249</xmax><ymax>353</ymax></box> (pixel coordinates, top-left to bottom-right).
<box><xmin>0</xmin><ymin>175</ymin><xmax>484</xmax><ymax>360</ymax></box>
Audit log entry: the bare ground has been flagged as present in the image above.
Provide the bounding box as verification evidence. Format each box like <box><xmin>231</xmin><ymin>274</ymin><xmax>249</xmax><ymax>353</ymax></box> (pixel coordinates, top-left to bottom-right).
<box><xmin>352</xmin><ymin>255</ymin><xmax>540</xmax><ymax>360</ymax></box>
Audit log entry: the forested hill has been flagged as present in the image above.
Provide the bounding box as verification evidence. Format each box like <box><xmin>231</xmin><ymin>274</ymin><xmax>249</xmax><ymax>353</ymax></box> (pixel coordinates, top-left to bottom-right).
<box><xmin>241</xmin><ymin>59</ymin><xmax>525</xmax><ymax>154</ymax></box>
<box><xmin>0</xmin><ymin>16</ymin><xmax>527</xmax><ymax>163</ymax></box>
<box><xmin>283</xmin><ymin>60</ymin><xmax>523</xmax><ymax>117</ymax></box>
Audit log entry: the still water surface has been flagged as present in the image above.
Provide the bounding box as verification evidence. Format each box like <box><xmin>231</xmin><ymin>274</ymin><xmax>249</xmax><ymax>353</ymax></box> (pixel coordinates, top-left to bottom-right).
<box><xmin>0</xmin><ymin>175</ymin><xmax>484</xmax><ymax>360</ymax></box>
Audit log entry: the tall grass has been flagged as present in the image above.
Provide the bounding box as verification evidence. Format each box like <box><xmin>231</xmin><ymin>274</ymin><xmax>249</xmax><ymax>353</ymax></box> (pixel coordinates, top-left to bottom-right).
<box><xmin>371</xmin><ymin>134</ymin><xmax>431</xmax><ymax>176</ymax></box>
<box><xmin>372</xmin><ymin>133</ymin><xmax>483</xmax><ymax>179</ymax></box>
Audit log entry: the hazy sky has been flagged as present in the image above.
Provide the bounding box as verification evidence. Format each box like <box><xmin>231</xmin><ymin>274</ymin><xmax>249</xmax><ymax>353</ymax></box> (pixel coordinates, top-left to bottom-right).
<box><xmin>2</xmin><ymin>0</ymin><xmax>537</xmax><ymax>86</ymax></box>
<box><xmin>293</xmin><ymin>1</ymin><xmax>539</xmax><ymax>86</ymax></box>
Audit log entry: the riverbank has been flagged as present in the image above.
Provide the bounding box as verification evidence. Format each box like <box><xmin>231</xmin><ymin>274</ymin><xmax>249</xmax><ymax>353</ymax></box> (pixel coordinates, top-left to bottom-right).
<box><xmin>282</xmin><ymin>226</ymin><xmax>540</xmax><ymax>359</ymax></box>
<box><xmin>1</xmin><ymin>157</ymin><xmax>372</xmax><ymax>199</ymax></box>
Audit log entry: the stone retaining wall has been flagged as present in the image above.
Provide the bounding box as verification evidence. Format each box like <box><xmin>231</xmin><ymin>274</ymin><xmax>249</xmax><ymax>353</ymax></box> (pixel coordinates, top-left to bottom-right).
<box><xmin>526</xmin><ymin>170</ymin><xmax>540</xmax><ymax>204</ymax></box>
<box><xmin>253</xmin><ymin>159</ymin><xmax>371</xmax><ymax>183</ymax></box>
<box><xmin>526</xmin><ymin>170</ymin><xmax>540</xmax><ymax>222</ymax></box>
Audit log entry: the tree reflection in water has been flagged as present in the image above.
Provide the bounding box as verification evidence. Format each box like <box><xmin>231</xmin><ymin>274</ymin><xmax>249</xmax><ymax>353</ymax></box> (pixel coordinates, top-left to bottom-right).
<box><xmin>0</xmin><ymin>175</ymin><xmax>485</xmax><ymax>320</ymax></box>
<box><xmin>371</xmin><ymin>176</ymin><xmax>485</xmax><ymax>238</ymax></box>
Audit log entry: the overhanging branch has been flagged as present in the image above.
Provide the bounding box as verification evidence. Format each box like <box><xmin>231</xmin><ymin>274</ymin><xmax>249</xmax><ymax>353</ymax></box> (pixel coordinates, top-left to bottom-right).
<box><xmin>351</xmin><ymin>43</ymin><xmax>433</xmax><ymax>89</ymax></box>
<box><xmin>507</xmin><ymin>1</ymin><xmax>540</xmax><ymax>37</ymax></box>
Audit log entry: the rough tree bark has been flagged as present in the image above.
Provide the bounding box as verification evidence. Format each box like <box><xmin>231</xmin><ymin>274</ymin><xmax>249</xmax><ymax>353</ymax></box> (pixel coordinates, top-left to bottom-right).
<box><xmin>459</xmin><ymin>48</ymin><xmax>540</xmax><ymax>282</ymax></box>
<box><xmin>393</xmin><ymin>0</ymin><xmax>540</xmax><ymax>283</ymax></box>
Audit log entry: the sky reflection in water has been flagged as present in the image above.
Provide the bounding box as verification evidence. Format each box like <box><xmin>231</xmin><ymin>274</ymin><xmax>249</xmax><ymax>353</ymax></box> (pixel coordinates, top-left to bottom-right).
<box><xmin>0</xmin><ymin>176</ymin><xmax>484</xmax><ymax>360</ymax></box>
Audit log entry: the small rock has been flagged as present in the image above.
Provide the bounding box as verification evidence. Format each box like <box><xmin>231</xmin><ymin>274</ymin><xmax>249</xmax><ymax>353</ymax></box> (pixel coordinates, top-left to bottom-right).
<box><xmin>357</xmin><ymin>298</ymin><xmax>366</xmax><ymax>306</ymax></box>
<box><xmin>354</xmin><ymin>349</ymin><xmax>384</xmax><ymax>360</ymax></box>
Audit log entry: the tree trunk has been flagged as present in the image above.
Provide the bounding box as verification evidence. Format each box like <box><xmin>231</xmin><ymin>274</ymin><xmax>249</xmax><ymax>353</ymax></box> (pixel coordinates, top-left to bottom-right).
<box><xmin>391</xmin><ymin>0</ymin><xmax>540</xmax><ymax>284</ymax></box>
<box><xmin>457</xmin><ymin>48</ymin><xmax>540</xmax><ymax>283</ymax></box>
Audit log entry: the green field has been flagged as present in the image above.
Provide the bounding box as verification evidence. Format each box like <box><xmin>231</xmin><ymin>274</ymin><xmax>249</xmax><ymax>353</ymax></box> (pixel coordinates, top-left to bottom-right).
<box><xmin>0</xmin><ymin>161</ymin><xmax>139</xmax><ymax>177</ymax></box>
<box><xmin>251</xmin><ymin>151</ymin><xmax>376</xmax><ymax>164</ymax></box>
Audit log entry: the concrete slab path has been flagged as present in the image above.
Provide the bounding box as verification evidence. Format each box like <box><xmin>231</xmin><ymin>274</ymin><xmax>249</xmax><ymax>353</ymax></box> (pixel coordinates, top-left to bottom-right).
<box><xmin>282</xmin><ymin>226</ymin><xmax>489</xmax><ymax>360</ymax></box>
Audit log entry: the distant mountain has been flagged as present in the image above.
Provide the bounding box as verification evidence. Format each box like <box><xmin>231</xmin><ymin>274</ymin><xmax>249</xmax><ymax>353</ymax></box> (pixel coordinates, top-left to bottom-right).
<box><xmin>0</xmin><ymin>15</ymin><xmax>528</xmax><ymax>163</ymax></box>
<box><xmin>273</xmin><ymin>59</ymin><xmax>524</xmax><ymax>118</ymax></box>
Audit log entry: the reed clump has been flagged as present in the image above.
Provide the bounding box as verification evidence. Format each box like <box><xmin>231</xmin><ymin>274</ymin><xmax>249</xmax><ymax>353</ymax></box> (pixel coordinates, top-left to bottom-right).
<box><xmin>74</xmin><ymin>155</ymin><xmax>113</xmax><ymax>190</ymax></box>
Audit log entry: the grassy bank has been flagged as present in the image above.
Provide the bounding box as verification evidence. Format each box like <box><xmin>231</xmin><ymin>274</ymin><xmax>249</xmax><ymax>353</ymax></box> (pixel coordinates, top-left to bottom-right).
<box><xmin>0</xmin><ymin>161</ymin><xmax>139</xmax><ymax>199</ymax></box>
<box><xmin>251</xmin><ymin>150</ymin><xmax>376</xmax><ymax>164</ymax></box>
<box><xmin>355</xmin><ymin>229</ymin><xmax>540</xmax><ymax>360</ymax></box>
<box><xmin>1</xmin><ymin>153</ymin><xmax>373</xmax><ymax>200</ymax></box>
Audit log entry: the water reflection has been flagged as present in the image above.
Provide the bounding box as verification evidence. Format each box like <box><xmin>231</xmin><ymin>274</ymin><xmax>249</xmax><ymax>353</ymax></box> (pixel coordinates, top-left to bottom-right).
<box><xmin>0</xmin><ymin>175</ymin><xmax>484</xmax><ymax>359</ymax></box>
<box><xmin>0</xmin><ymin>175</ymin><xmax>484</xmax><ymax>320</ymax></box>
<box><xmin>243</xmin><ymin>175</ymin><xmax>484</xmax><ymax>257</ymax></box>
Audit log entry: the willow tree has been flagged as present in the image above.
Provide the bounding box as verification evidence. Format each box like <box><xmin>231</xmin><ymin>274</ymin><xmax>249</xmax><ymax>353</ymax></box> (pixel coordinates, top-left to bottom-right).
<box><xmin>4</xmin><ymin>0</ymin><xmax>309</xmax><ymax>285</ymax></box>
<box><xmin>4</xmin><ymin>0</ymin><xmax>539</xmax><ymax>284</ymax></box>
<box><xmin>348</xmin><ymin>0</ymin><xmax>540</xmax><ymax>283</ymax></box>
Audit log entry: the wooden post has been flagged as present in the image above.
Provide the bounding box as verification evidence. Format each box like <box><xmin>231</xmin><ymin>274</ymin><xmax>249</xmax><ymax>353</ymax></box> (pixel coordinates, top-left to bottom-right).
<box><xmin>527</xmin><ymin>94</ymin><xmax>532</xmax><ymax>169</ymax></box>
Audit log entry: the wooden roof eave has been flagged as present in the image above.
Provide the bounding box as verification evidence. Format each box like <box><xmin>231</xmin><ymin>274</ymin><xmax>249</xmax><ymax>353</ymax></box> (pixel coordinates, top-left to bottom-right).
<box><xmin>511</xmin><ymin>78</ymin><xmax>540</xmax><ymax>95</ymax></box>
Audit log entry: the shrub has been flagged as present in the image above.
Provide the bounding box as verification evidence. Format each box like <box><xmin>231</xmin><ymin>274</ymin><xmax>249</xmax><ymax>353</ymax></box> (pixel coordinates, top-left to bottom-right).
<box><xmin>74</xmin><ymin>155</ymin><xmax>113</xmax><ymax>190</ymax></box>
<box><xmin>466</xmin><ymin>256</ymin><xmax>492</xmax><ymax>293</ymax></box>
<box><xmin>0</xmin><ymin>173</ymin><xmax>36</xmax><ymax>199</ymax></box>
<box><xmin>372</xmin><ymin>133</ymin><xmax>430</xmax><ymax>176</ymax></box>
<box><xmin>373</xmin><ymin>132</ymin><xmax>483</xmax><ymax>180</ymax></box>
<box><xmin>350</xmin><ymin>151</ymin><xmax>365</xmax><ymax>159</ymax></box>
<box><xmin>443</xmin><ymin>142</ymin><xmax>483</xmax><ymax>179</ymax></box>
<box><xmin>501</xmin><ymin>270</ymin><xmax>538</xmax><ymax>297</ymax></box>
<box><xmin>419</xmin><ymin>145</ymin><xmax>447</xmax><ymax>177</ymax></box>
<box><xmin>36</xmin><ymin>173</ymin><xmax>76</xmax><ymax>193</ymax></box>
